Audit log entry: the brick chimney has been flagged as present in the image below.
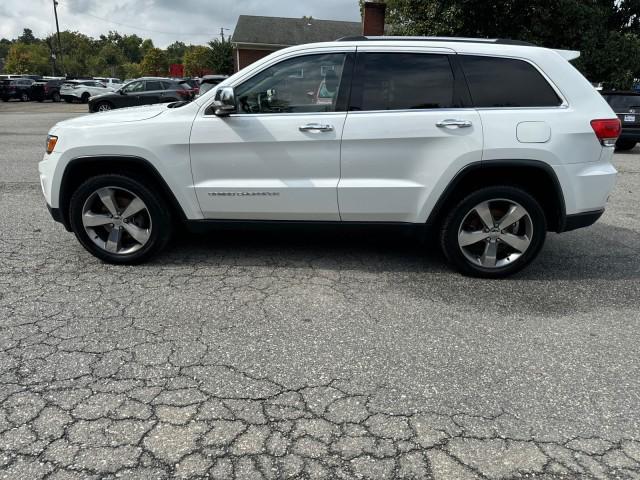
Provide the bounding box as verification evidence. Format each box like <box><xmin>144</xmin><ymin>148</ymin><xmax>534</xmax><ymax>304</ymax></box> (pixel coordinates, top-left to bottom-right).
<box><xmin>362</xmin><ymin>1</ymin><xmax>386</xmax><ymax>36</ymax></box>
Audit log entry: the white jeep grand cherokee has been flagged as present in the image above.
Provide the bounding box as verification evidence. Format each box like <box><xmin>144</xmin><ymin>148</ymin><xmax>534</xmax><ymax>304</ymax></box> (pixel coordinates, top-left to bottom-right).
<box><xmin>40</xmin><ymin>37</ymin><xmax>620</xmax><ymax>278</ymax></box>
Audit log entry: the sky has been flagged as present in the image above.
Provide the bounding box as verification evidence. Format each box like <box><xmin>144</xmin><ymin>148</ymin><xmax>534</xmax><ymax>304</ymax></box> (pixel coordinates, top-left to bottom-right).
<box><xmin>0</xmin><ymin>0</ymin><xmax>362</xmax><ymax>47</ymax></box>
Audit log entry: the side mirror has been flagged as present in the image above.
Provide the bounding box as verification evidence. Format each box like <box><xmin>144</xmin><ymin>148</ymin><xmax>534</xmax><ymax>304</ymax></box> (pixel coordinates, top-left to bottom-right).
<box><xmin>213</xmin><ymin>86</ymin><xmax>236</xmax><ymax>116</ymax></box>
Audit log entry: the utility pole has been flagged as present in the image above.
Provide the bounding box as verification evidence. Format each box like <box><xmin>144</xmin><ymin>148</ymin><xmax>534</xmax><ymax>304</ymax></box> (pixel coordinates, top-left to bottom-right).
<box><xmin>219</xmin><ymin>27</ymin><xmax>230</xmax><ymax>42</ymax></box>
<box><xmin>52</xmin><ymin>0</ymin><xmax>65</xmax><ymax>76</ymax></box>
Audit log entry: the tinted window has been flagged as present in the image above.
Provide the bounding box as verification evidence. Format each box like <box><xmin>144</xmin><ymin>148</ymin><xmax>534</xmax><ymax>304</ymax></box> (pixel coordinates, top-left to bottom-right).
<box><xmin>352</xmin><ymin>53</ymin><xmax>455</xmax><ymax>111</ymax></box>
<box><xmin>235</xmin><ymin>53</ymin><xmax>347</xmax><ymax>114</ymax></box>
<box><xmin>161</xmin><ymin>81</ymin><xmax>174</xmax><ymax>90</ymax></box>
<box><xmin>460</xmin><ymin>55</ymin><xmax>561</xmax><ymax>107</ymax></box>
<box><xmin>603</xmin><ymin>95</ymin><xmax>640</xmax><ymax>112</ymax></box>
<box><xmin>145</xmin><ymin>81</ymin><xmax>163</xmax><ymax>91</ymax></box>
<box><xmin>122</xmin><ymin>81</ymin><xmax>144</xmax><ymax>93</ymax></box>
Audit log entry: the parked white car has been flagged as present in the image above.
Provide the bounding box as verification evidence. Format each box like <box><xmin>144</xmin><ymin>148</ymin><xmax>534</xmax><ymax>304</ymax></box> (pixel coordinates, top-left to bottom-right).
<box><xmin>40</xmin><ymin>37</ymin><xmax>619</xmax><ymax>277</ymax></box>
<box><xmin>94</xmin><ymin>77</ymin><xmax>122</xmax><ymax>90</ymax></box>
<box><xmin>60</xmin><ymin>80</ymin><xmax>113</xmax><ymax>103</ymax></box>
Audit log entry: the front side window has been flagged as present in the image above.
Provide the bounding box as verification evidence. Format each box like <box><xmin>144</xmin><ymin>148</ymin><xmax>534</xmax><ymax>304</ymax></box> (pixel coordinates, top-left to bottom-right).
<box><xmin>460</xmin><ymin>55</ymin><xmax>562</xmax><ymax>108</ymax></box>
<box><xmin>122</xmin><ymin>81</ymin><xmax>144</xmax><ymax>93</ymax></box>
<box><xmin>234</xmin><ymin>53</ymin><xmax>347</xmax><ymax>114</ymax></box>
<box><xmin>351</xmin><ymin>53</ymin><xmax>455</xmax><ymax>111</ymax></box>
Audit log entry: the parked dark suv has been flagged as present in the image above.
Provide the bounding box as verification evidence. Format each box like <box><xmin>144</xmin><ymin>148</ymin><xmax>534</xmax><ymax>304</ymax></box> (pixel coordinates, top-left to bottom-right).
<box><xmin>1</xmin><ymin>78</ymin><xmax>35</xmax><ymax>102</ymax></box>
<box><xmin>88</xmin><ymin>78</ymin><xmax>191</xmax><ymax>112</ymax></box>
<box><xmin>601</xmin><ymin>91</ymin><xmax>640</xmax><ymax>150</ymax></box>
<box><xmin>31</xmin><ymin>79</ymin><xmax>64</xmax><ymax>102</ymax></box>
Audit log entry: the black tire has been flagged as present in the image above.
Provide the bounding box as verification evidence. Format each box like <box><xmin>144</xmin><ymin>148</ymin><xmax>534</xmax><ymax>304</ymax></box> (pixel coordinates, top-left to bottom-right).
<box><xmin>20</xmin><ymin>92</ymin><xmax>30</xmax><ymax>102</ymax></box>
<box><xmin>52</xmin><ymin>92</ymin><xmax>61</xmax><ymax>102</ymax></box>
<box><xmin>95</xmin><ymin>101</ymin><xmax>113</xmax><ymax>112</ymax></box>
<box><xmin>615</xmin><ymin>139</ymin><xmax>636</xmax><ymax>151</ymax></box>
<box><xmin>440</xmin><ymin>186</ymin><xmax>547</xmax><ymax>278</ymax></box>
<box><xmin>81</xmin><ymin>92</ymin><xmax>90</xmax><ymax>103</ymax></box>
<box><xmin>69</xmin><ymin>174</ymin><xmax>172</xmax><ymax>264</ymax></box>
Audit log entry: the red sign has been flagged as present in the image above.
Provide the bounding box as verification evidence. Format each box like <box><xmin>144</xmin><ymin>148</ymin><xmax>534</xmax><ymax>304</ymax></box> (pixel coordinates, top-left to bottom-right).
<box><xmin>169</xmin><ymin>64</ymin><xmax>184</xmax><ymax>78</ymax></box>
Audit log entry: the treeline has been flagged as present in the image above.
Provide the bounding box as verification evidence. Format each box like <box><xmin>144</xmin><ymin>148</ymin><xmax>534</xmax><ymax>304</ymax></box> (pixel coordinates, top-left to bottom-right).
<box><xmin>364</xmin><ymin>0</ymin><xmax>640</xmax><ymax>89</ymax></box>
<box><xmin>0</xmin><ymin>29</ymin><xmax>233</xmax><ymax>78</ymax></box>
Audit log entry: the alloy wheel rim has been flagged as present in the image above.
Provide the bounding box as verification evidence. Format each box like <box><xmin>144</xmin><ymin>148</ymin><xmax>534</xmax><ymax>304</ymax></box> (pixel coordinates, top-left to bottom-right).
<box><xmin>457</xmin><ymin>198</ymin><xmax>533</xmax><ymax>269</ymax></box>
<box><xmin>82</xmin><ymin>186</ymin><xmax>152</xmax><ymax>255</ymax></box>
<box><xmin>98</xmin><ymin>103</ymin><xmax>111</xmax><ymax>111</ymax></box>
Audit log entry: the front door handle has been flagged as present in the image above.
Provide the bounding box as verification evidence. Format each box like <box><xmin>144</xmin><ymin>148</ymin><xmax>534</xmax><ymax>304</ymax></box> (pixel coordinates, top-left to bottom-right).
<box><xmin>299</xmin><ymin>123</ymin><xmax>334</xmax><ymax>132</ymax></box>
<box><xmin>436</xmin><ymin>119</ymin><xmax>473</xmax><ymax>128</ymax></box>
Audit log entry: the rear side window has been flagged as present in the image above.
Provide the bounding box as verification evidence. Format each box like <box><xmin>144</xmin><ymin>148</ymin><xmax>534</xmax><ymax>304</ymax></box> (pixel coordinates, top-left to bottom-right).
<box><xmin>352</xmin><ymin>53</ymin><xmax>455</xmax><ymax>111</ymax></box>
<box><xmin>145</xmin><ymin>81</ymin><xmax>163</xmax><ymax>91</ymax></box>
<box><xmin>460</xmin><ymin>55</ymin><xmax>562</xmax><ymax>108</ymax></box>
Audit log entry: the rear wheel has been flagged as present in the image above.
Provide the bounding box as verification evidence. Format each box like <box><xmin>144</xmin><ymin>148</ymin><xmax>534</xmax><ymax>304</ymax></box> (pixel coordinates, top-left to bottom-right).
<box><xmin>69</xmin><ymin>174</ymin><xmax>172</xmax><ymax>264</ymax></box>
<box><xmin>81</xmin><ymin>92</ymin><xmax>90</xmax><ymax>103</ymax></box>
<box><xmin>615</xmin><ymin>139</ymin><xmax>636</xmax><ymax>151</ymax></box>
<box><xmin>440</xmin><ymin>186</ymin><xmax>546</xmax><ymax>278</ymax></box>
<box><xmin>52</xmin><ymin>92</ymin><xmax>61</xmax><ymax>102</ymax></box>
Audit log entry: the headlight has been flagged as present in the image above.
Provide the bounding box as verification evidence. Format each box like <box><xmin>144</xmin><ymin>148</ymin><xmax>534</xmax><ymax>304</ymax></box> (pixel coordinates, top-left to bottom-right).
<box><xmin>46</xmin><ymin>135</ymin><xmax>58</xmax><ymax>154</ymax></box>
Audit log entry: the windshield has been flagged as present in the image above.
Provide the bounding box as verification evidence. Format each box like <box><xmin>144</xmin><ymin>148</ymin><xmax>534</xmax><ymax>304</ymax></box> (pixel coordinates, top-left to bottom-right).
<box><xmin>603</xmin><ymin>95</ymin><xmax>640</xmax><ymax>112</ymax></box>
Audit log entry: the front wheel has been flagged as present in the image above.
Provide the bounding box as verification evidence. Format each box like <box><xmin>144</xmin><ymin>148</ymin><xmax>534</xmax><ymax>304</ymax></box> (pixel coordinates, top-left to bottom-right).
<box><xmin>96</xmin><ymin>101</ymin><xmax>112</xmax><ymax>112</ymax></box>
<box><xmin>69</xmin><ymin>174</ymin><xmax>172</xmax><ymax>264</ymax></box>
<box><xmin>440</xmin><ymin>186</ymin><xmax>546</xmax><ymax>278</ymax></box>
<box><xmin>52</xmin><ymin>92</ymin><xmax>61</xmax><ymax>102</ymax></box>
<box><xmin>81</xmin><ymin>92</ymin><xmax>90</xmax><ymax>103</ymax></box>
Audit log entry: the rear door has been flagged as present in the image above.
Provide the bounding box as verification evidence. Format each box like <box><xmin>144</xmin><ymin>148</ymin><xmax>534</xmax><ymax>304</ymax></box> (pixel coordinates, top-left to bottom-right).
<box><xmin>142</xmin><ymin>80</ymin><xmax>164</xmax><ymax>104</ymax></box>
<box><xmin>338</xmin><ymin>48</ymin><xmax>483</xmax><ymax>222</ymax></box>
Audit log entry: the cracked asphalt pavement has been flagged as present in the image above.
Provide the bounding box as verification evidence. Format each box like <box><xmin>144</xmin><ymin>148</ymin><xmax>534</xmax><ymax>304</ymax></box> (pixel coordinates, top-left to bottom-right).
<box><xmin>1</xmin><ymin>103</ymin><xmax>639</xmax><ymax>479</ymax></box>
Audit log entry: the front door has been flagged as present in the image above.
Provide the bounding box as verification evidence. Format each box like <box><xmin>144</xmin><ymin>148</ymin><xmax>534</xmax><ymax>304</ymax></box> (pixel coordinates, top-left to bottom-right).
<box><xmin>119</xmin><ymin>80</ymin><xmax>145</xmax><ymax>107</ymax></box>
<box><xmin>338</xmin><ymin>49</ymin><xmax>483</xmax><ymax>222</ymax></box>
<box><xmin>190</xmin><ymin>51</ymin><xmax>354</xmax><ymax>220</ymax></box>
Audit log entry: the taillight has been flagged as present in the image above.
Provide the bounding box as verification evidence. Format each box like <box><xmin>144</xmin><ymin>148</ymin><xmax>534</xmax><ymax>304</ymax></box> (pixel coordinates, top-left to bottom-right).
<box><xmin>591</xmin><ymin>119</ymin><xmax>621</xmax><ymax>147</ymax></box>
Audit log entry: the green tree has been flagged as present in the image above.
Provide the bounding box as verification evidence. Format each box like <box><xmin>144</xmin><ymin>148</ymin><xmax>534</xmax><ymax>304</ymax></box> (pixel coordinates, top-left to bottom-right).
<box><xmin>374</xmin><ymin>0</ymin><xmax>640</xmax><ymax>89</ymax></box>
<box><xmin>4</xmin><ymin>42</ymin><xmax>50</xmax><ymax>74</ymax></box>
<box><xmin>183</xmin><ymin>45</ymin><xmax>211</xmax><ymax>76</ymax></box>
<box><xmin>17</xmin><ymin>28</ymin><xmax>38</xmax><ymax>45</ymax></box>
<box><xmin>140</xmin><ymin>47</ymin><xmax>168</xmax><ymax>76</ymax></box>
<box><xmin>122</xmin><ymin>62</ymin><xmax>142</xmax><ymax>80</ymax></box>
<box><xmin>209</xmin><ymin>38</ymin><xmax>233</xmax><ymax>75</ymax></box>
<box><xmin>140</xmin><ymin>39</ymin><xmax>155</xmax><ymax>57</ymax></box>
<box><xmin>119</xmin><ymin>34</ymin><xmax>144</xmax><ymax>63</ymax></box>
<box><xmin>95</xmin><ymin>43</ymin><xmax>126</xmax><ymax>77</ymax></box>
<box><xmin>166</xmin><ymin>41</ymin><xmax>187</xmax><ymax>65</ymax></box>
<box><xmin>0</xmin><ymin>38</ymin><xmax>12</xmax><ymax>60</ymax></box>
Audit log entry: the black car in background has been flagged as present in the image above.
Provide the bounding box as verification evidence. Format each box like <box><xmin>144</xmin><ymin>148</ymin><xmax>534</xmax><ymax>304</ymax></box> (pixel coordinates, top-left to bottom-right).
<box><xmin>197</xmin><ymin>75</ymin><xmax>228</xmax><ymax>97</ymax></box>
<box><xmin>601</xmin><ymin>91</ymin><xmax>640</xmax><ymax>151</ymax></box>
<box><xmin>88</xmin><ymin>78</ymin><xmax>190</xmax><ymax>112</ymax></box>
<box><xmin>31</xmin><ymin>79</ymin><xmax>64</xmax><ymax>102</ymax></box>
<box><xmin>0</xmin><ymin>78</ymin><xmax>35</xmax><ymax>102</ymax></box>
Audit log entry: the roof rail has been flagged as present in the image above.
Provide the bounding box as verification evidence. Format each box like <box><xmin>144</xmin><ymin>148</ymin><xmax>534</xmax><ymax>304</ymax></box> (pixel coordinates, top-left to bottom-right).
<box><xmin>335</xmin><ymin>35</ymin><xmax>536</xmax><ymax>47</ymax></box>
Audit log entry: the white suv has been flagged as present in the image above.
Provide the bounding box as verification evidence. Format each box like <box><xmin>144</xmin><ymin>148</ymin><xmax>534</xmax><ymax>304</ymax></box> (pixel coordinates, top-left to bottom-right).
<box><xmin>60</xmin><ymin>80</ymin><xmax>113</xmax><ymax>103</ymax></box>
<box><xmin>40</xmin><ymin>37</ymin><xmax>620</xmax><ymax>277</ymax></box>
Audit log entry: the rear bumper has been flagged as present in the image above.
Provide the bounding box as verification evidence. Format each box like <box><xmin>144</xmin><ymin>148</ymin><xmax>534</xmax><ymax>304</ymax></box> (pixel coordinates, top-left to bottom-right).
<box><xmin>562</xmin><ymin>209</ymin><xmax>604</xmax><ymax>232</ymax></box>
<box><xmin>618</xmin><ymin>129</ymin><xmax>640</xmax><ymax>142</ymax></box>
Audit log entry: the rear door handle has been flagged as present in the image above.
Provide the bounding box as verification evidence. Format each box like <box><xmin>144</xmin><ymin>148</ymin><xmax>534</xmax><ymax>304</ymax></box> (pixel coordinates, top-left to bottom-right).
<box><xmin>299</xmin><ymin>123</ymin><xmax>334</xmax><ymax>132</ymax></box>
<box><xmin>436</xmin><ymin>119</ymin><xmax>473</xmax><ymax>128</ymax></box>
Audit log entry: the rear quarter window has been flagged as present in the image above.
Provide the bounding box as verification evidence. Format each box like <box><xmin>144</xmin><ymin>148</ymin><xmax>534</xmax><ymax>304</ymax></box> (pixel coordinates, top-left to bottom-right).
<box><xmin>460</xmin><ymin>55</ymin><xmax>562</xmax><ymax>108</ymax></box>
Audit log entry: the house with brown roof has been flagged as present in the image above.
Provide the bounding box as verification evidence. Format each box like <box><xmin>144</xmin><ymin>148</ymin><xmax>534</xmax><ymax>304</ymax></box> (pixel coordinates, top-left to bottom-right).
<box><xmin>230</xmin><ymin>2</ymin><xmax>387</xmax><ymax>71</ymax></box>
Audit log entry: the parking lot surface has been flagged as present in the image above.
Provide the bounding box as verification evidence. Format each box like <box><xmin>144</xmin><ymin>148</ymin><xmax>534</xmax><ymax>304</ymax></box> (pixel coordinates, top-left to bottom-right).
<box><xmin>1</xmin><ymin>103</ymin><xmax>639</xmax><ymax>479</ymax></box>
